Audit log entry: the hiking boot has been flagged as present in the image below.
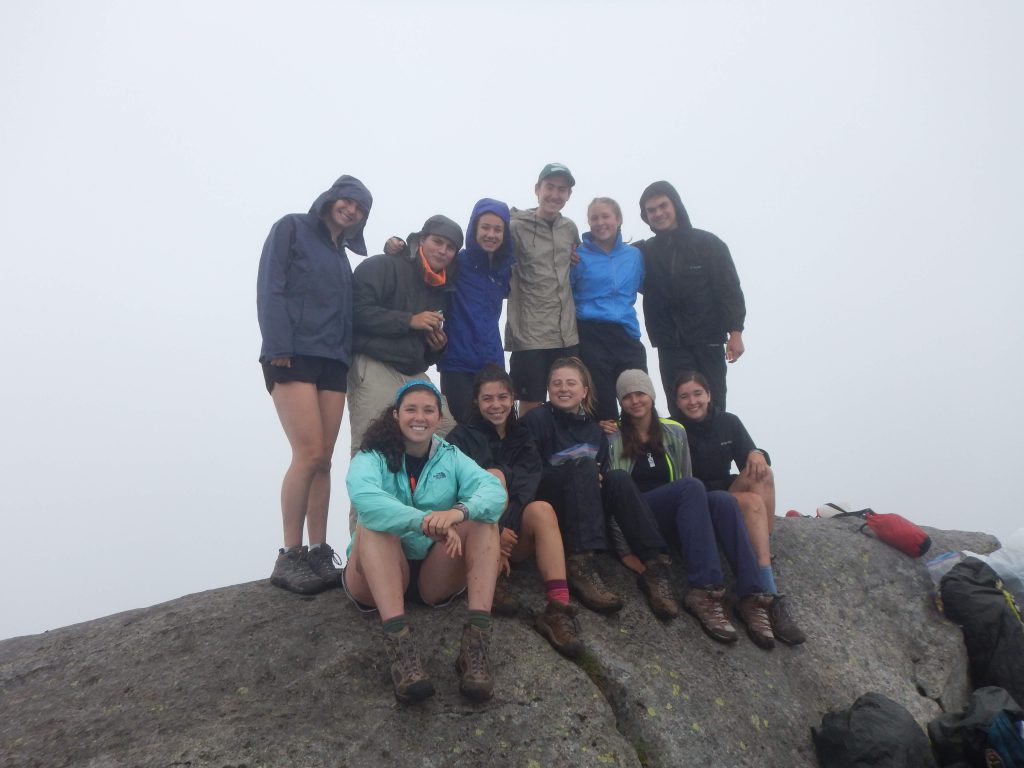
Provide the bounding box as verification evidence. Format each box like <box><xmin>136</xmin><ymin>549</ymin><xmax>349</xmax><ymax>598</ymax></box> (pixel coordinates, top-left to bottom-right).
<box><xmin>535</xmin><ymin>600</ymin><xmax>584</xmax><ymax>658</ymax></box>
<box><xmin>270</xmin><ymin>546</ymin><xmax>326</xmax><ymax>595</ymax></box>
<box><xmin>768</xmin><ymin>595</ymin><xmax>807</xmax><ymax>645</ymax></box>
<box><xmin>491</xmin><ymin>573</ymin><xmax>520</xmax><ymax>617</ymax></box>
<box><xmin>382</xmin><ymin>626</ymin><xmax>435</xmax><ymax>704</ymax></box>
<box><xmin>566</xmin><ymin>553</ymin><xmax>623</xmax><ymax>614</ymax></box>
<box><xmin>638</xmin><ymin>556</ymin><xmax>680</xmax><ymax>620</ymax></box>
<box><xmin>456</xmin><ymin>623</ymin><xmax>494</xmax><ymax>702</ymax></box>
<box><xmin>682</xmin><ymin>587</ymin><xmax>738</xmax><ymax>643</ymax></box>
<box><xmin>736</xmin><ymin>593</ymin><xmax>776</xmax><ymax>650</ymax></box>
<box><xmin>306</xmin><ymin>543</ymin><xmax>344</xmax><ymax>588</ymax></box>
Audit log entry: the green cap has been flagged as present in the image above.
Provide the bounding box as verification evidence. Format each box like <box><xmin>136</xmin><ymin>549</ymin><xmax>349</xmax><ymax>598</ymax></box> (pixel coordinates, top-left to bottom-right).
<box><xmin>538</xmin><ymin>162</ymin><xmax>576</xmax><ymax>187</ymax></box>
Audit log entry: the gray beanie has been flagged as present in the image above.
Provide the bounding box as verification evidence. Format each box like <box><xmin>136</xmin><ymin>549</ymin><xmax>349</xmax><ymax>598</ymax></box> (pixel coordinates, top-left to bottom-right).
<box><xmin>616</xmin><ymin>369</ymin><xmax>656</xmax><ymax>402</ymax></box>
<box><xmin>420</xmin><ymin>214</ymin><xmax>464</xmax><ymax>252</ymax></box>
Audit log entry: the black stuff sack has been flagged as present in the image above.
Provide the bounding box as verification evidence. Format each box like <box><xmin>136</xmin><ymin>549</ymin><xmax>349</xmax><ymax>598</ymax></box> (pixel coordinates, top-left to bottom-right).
<box><xmin>812</xmin><ymin>691</ymin><xmax>937</xmax><ymax>767</ymax></box>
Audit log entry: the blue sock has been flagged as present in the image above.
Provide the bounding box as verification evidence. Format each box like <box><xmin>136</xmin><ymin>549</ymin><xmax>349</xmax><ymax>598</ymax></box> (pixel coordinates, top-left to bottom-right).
<box><xmin>760</xmin><ymin>565</ymin><xmax>778</xmax><ymax>595</ymax></box>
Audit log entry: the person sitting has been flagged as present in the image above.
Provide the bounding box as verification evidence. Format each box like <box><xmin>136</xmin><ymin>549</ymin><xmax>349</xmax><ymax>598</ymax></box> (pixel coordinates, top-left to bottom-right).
<box><xmin>673</xmin><ymin>370</ymin><xmax>806</xmax><ymax>645</ymax></box>
<box><xmin>608</xmin><ymin>370</ymin><xmax>776</xmax><ymax>648</ymax></box>
<box><xmin>343</xmin><ymin>380</ymin><xmax>505</xmax><ymax>703</ymax></box>
<box><xmin>447</xmin><ymin>365</ymin><xmax>584</xmax><ymax>658</ymax></box>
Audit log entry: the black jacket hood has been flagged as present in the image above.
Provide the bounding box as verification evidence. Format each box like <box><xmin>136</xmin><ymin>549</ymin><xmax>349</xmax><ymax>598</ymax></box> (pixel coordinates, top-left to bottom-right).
<box><xmin>639</xmin><ymin>180</ymin><xmax>692</xmax><ymax>233</ymax></box>
<box><xmin>309</xmin><ymin>175</ymin><xmax>373</xmax><ymax>256</ymax></box>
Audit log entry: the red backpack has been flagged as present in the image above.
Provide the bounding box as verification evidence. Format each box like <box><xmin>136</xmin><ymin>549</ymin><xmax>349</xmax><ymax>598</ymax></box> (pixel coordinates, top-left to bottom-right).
<box><xmin>827</xmin><ymin>505</ymin><xmax>932</xmax><ymax>558</ymax></box>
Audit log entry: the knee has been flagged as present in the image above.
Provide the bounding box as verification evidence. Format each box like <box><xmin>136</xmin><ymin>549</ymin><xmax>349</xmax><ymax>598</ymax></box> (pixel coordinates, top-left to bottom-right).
<box><xmin>294</xmin><ymin>445</ymin><xmax>331</xmax><ymax>473</ymax></box>
<box><xmin>523</xmin><ymin>501</ymin><xmax>558</xmax><ymax>530</ymax></box>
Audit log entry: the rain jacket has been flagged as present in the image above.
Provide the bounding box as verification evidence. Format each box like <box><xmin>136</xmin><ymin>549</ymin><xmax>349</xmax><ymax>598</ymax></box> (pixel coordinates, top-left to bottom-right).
<box><xmin>607</xmin><ymin>418</ymin><xmax>693</xmax><ymax>479</ymax></box>
<box><xmin>257</xmin><ymin>175</ymin><xmax>372</xmax><ymax>363</ymax></box>
<box><xmin>447</xmin><ymin>416</ymin><xmax>542</xmax><ymax>535</ymax></box>
<box><xmin>638</xmin><ymin>181</ymin><xmax>745</xmax><ymax>347</ymax></box>
<box><xmin>346</xmin><ymin>437</ymin><xmax>505</xmax><ymax>561</ymax></box>
<box><xmin>505</xmin><ymin>208</ymin><xmax>580</xmax><ymax>351</ymax></box>
<box><xmin>572</xmin><ymin>231</ymin><xmax>644</xmax><ymax>339</ymax></box>
<box><xmin>440</xmin><ymin>199</ymin><xmax>513</xmax><ymax>374</ymax></box>
<box><xmin>680</xmin><ymin>406</ymin><xmax>769</xmax><ymax>492</ymax></box>
<box><xmin>522</xmin><ymin>403</ymin><xmax>610</xmax><ymax>474</ymax></box>
<box><xmin>351</xmin><ymin>232</ymin><xmax>455</xmax><ymax>376</ymax></box>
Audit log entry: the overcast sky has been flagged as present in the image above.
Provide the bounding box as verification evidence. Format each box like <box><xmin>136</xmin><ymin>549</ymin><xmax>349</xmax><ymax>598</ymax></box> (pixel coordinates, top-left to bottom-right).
<box><xmin>1</xmin><ymin>1</ymin><xmax>1021</xmax><ymax>641</ymax></box>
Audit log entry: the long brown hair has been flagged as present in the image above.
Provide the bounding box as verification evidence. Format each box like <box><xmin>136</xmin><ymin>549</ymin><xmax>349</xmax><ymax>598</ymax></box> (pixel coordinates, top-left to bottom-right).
<box><xmin>618</xmin><ymin>402</ymin><xmax>666</xmax><ymax>460</ymax></box>
<box><xmin>547</xmin><ymin>356</ymin><xmax>597</xmax><ymax>416</ymax></box>
<box><xmin>360</xmin><ymin>382</ymin><xmax>443</xmax><ymax>472</ymax></box>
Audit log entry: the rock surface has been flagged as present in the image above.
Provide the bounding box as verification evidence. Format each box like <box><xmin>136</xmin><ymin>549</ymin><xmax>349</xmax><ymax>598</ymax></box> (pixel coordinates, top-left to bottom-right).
<box><xmin>0</xmin><ymin>519</ymin><xmax>1000</xmax><ymax>768</ymax></box>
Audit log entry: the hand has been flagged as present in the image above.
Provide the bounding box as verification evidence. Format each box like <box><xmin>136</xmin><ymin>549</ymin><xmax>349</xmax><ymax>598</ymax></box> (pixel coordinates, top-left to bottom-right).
<box><xmin>270</xmin><ymin>357</ymin><xmax>292</xmax><ymax>367</ymax></box>
<box><xmin>421</xmin><ymin>508</ymin><xmax>463</xmax><ymax>539</ymax></box>
<box><xmin>621</xmin><ymin>553</ymin><xmax>645</xmax><ymax>575</ymax></box>
<box><xmin>745</xmin><ymin>450</ymin><xmax>769</xmax><ymax>481</ymax></box>
<box><xmin>726</xmin><ymin>331</ymin><xmax>745</xmax><ymax>363</ymax></box>
<box><xmin>425</xmin><ymin>327</ymin><xmax>447</xmax><ymax>352</ymax></box>
<box><xmin>410</xmin><ymin>311</ymin><xmax>444</xmax><ymax>332</ymax></box>
<box><xmin>443</xmin><ymin>527</ymin><xmax>463</xmax><ymax>558</ymax></box>
<box><xmin>384</xmin><ymin>236</ymin><xmax>406</xmax><ymax>256</ymax></box>
<box><xmin>499</xmin><ymin>528</ymin><xmax>518</xmax><ymax>559</ymax></box>
<box><xmin>569</xmin><ymin>245</ymin><xmax>581</xmax><ymax>266</ymax></box>
<box><xmin>599</xmin><ymin>419</ymin><xmax>619</xmax><ymax>435</ymax></box>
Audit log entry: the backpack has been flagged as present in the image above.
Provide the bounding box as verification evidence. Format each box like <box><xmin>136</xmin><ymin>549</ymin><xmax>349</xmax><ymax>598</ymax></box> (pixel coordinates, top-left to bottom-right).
<box><xmin>826</xmin><ymin>504</ymin><xmax>932</xmax><ymax>557</ymax></box>
<box><xmin>813</xmin><ymin>691</ymin><xmax>937</xmax><ymax>767</ymax></box>
<box><xmin>928</xmin><ymin>686</ymin><xmax>1024</xmax><ymax>767</ymax></box>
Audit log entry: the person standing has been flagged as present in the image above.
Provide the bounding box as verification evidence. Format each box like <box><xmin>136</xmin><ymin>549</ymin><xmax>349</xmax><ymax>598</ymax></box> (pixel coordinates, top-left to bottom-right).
<box><xmin>637</xmin><ymin>181</ymin><xmax>746</xmax><ymax>412</ymax></box>
<box><xmin>257</xmin><ymin>174</ymin><xmax>372</xmax><ymax>594</ymax></box>
<box><xmin>506</xmin><ymin>163</ymin><xmax>581</xmax><ymax>415</ymax></box>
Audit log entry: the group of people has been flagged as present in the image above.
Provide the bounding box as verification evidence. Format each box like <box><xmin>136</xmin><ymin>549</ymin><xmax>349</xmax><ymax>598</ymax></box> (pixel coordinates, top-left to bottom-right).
<box><xmin>256</xmin><ymin>164</ymin><xmax>804</xmax><ymax>705</ymax></box>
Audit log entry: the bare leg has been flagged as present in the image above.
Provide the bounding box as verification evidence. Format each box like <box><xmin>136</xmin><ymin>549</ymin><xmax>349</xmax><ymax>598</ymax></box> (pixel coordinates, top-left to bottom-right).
<box><xmin>305</xmin><ymin>390</ymin><xmax>346</xmax><ymax>545</ymax></box>
<box><xmin>731</xmin><ymin>466</ymin><xmax>776</xmax><ymax>534</ymax></box>
<box><xmin>344</xmin><ymin>526</ymin><xmax>410</xmax><ymax>621</ymax></box>
<box><xmin>511</xmin><ymin>501</ymin><xmax>566</xmax><ymax>582</ymax></box>
<box><xmin>419</xmin><ymin>520</ymin><xmax>500</xmax><ymax>611</ymax></box>
<box><xmin>271</xmin><ymin>381</ymin><xmax>330</xmax><ymax>548</ymax></box>
<box><xmin>732</xmin><ymin>490</ymin><xmax>772</xmax><ymax>567</ymax></box>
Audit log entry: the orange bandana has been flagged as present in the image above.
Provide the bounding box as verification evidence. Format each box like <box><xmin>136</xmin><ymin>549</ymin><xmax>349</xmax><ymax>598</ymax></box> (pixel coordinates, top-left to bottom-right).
<box><xmin>419</xmin><ymin>246</ymin><xmax>447</xmax><ymax>287</ymax></box>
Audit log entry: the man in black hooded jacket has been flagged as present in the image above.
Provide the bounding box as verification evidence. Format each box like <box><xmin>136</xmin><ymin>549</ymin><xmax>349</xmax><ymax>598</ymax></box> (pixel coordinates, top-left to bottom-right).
<box><xmin>637</xmin><ymin>181</ymin><xmax>746</xmax><ymax>413</ymax></box>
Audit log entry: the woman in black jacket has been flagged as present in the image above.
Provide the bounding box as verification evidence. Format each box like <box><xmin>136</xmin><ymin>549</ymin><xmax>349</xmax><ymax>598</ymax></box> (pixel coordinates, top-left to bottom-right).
<box><xmin>447</xmin><ymin>366</ymin><xmax>582</xmax><ymax>658</ymax></box>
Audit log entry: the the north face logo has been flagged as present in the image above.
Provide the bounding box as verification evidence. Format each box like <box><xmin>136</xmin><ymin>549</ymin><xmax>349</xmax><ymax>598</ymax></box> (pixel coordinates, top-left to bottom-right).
<box><xmin>433</xmin><ymin>472</ymin><xmax>447</xmax><ymax>480</ymax></box>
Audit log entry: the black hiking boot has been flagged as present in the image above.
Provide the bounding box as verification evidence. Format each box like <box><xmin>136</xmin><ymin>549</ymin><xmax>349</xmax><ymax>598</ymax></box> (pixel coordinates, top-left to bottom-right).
<box><xmin>270</xmin><ymin>546</ymin><xmax>326</xmax><ymax>595</ymax></box>
<box><xmin>306</xmin><ymin>543</ymin><xmax>344</xmax><ymax>588</ymax></box>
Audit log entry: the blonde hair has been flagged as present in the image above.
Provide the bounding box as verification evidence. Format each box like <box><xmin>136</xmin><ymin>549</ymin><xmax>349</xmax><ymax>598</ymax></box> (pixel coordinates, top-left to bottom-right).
<box><xmin>547</xmin><ymin>356</ymin><xmax>598</xmax><ymax>416</ymax></box>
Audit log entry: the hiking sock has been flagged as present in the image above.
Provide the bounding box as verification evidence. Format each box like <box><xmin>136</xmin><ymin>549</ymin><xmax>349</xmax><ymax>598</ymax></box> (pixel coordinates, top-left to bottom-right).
<box><xmin>309</xmin><ymin>542</ymin><xmax>324</xmax><ymax>551</ymax></box>
<box><xmin>382</xmin><ymin>615</ymin><xmax>409</xmax><ymax>635</ymax></box>
<box><xmin>467</xmin><ymin>610</ymin><xmax>492</xmax><ymax>630</ymax></box>
<box><xmin>759</xmin><ymin>565</ymin><xmax>778</xmax><ymax>595</ymax></box>
<box><xmin>544</xmin><ymin>579</ymin><xmax>570</xmax><ymax>605</ymax></box>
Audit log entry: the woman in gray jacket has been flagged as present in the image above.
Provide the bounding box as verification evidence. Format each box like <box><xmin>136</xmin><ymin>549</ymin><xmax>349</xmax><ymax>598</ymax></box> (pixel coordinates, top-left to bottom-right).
<box><xmin>257</xmin><ymin>174</ymin><xmax>372</xmax><ymax>595</ymax></box>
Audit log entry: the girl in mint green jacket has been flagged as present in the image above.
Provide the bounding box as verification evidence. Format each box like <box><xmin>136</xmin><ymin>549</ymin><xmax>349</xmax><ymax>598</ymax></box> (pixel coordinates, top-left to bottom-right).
<box><xmin>344</xmin><ymin>380</ymin><xmax>504</xmax><ymax>704</ymax></box>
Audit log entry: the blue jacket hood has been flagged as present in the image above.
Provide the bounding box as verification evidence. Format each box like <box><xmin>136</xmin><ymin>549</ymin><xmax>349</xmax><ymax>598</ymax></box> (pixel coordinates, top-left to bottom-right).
<box><xmin>309</xmin><ymin>175</ymin><xmax>373</xmax><ymax>256</ymax></box>
<box><xmin>464</xmin><ymin>198</ymin><xmax>513</xmax><ymax>264</ymax></box>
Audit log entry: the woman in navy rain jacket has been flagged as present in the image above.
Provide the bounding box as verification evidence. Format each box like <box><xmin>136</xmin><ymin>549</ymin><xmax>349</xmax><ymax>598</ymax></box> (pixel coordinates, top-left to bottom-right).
<box><xmin>257</xmin><ymin>174</ymin><xmax>372</xmax><ymax>595</ymax></box>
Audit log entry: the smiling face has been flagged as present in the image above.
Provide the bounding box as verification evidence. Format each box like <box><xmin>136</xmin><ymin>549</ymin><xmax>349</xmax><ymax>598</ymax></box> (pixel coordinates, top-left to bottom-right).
<box><xmin>535</xmin><ymin>175</ymin><xmax>572</xmax><ymax>221</ymax></box>
<box><xmin>642</xmin><ymin>194</ymin><xmax>678</xmax><ymax>233</ymax></box>
<box><xmin>421</xmin><ymin>234</ymin><xmax>457</xmax><ymax>272</ymax></box>
<box><xmin>620</xmin><ymin>391</ymin><xmax>654</xmax><ymax>422</ymax></box>
<box><xmin>394</xmin><ymin>390</ymin><xmax>442</xmax><ymax>454</ymax></box>
<box><xmin>475</xmin><ymin>381</ymin><xmax>514</xmax><ymax>431</ymax></box>
<box><xmin>588</xmin><ymin>201</ymin><xmax>621</xmax><ymax>248</ymax></box>
<box><xmin>547</xmin><ymin>366</ymin><xmax>588</xmax><ymax>413</ymax></box>
<box><xmin>675</xmin><ymin>379</ymin><xmax>711</xmax><ymax>422</ymax></box>
<box><xmin>324</xmin><ymin>198</ymin><xmax>365</xmax><ymax>236</ymax></box>
<box><xmin>475</xmin><ymin>212</ymin><xmax>505</xmax><ymax>255</ymax></box>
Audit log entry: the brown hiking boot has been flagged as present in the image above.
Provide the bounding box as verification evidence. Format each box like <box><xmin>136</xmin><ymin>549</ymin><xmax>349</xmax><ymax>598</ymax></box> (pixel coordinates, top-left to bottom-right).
<box><xmin>638</xmin><ymin>556</ymin><xmax>680</xmax><ymax>619</ymax></box>
<box><xmin>491</xmin><ymin>573</ymin><xmax>520</xmax><ymax>617</ymax></box>
<box><xmin>535</xmin><ymin>600</ymin><xmax>584</xmax><ymax>658</ymax></box>
<box><xmin>566</xmin><ymin>553</ymin><xmax>623</xmax><ymax>614</ymax></box>
<box><xmin>382</xmin><ymin>626</ymin><xmax>435</xmax><ymax>704</ymax></box>
<box><xmin>682</xmin><ymin>587</ymin><xmax>738</xmax><ymax>643</ymax></box>
<box><xmin>736</xmin><ymin>593</ymin><xmax>776</xmax><ymax>650</ymax></box>
<box><xmin>768</xmin><ymin>595</ymin><xmax>807</xmax><ymax>645</ymax></box>
<box><xmin>270</xmin><ymin>546</ymin><xmax>326</xmax><ymax>595</ymax></box>
<box><xmin>456</xmin><ymin>623</ymin><xmax>494</xmax><ymax>702</ymax></box>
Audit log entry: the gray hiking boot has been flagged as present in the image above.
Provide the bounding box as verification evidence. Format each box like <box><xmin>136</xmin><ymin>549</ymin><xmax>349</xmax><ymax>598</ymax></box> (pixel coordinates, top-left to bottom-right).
<box><xmin>768</xmin><ymin>595</ymin><xmax>807</xmax><ymax>645</ymax></box>
<box><xmin>305</xmin><ymin>543</ymin><xmax>344</xmax><ymax>588</ymax></box>
<box><xmin>566</xmin><ymin>553</ymin><xmax>623</xmax><ymax>614</ymax></box>
<box><xmin>382</xmin><ymin>626</ymin><xmax>435</xmax><ymax>704</ymax></box>
<box><xmin>270</xmin><ymin>546</ymin><xmax>326</xmax><ymax>595</ymax></box>
<box><xmin>456</xmin><ymin>623</ymin><xmax>494</xmax><ymax>702</ymax></box>
<box><xmin>638</xmin><ymin>556</ymin><xmax>680</xmax><ymax>619</ymax></box>
<box><xmin>736</xmin><ymin>593</ymin><xmax>776</xmax><ymax>650</ymax></box>
<box><xmin>683</xmin><ymin>586</ymin><xmax>738</xmax><ymax>643</ymax></box>
<box><xmin>534</xmin><ymin>600</ymin><xmax>584</xmax><ymax>658</ymax></box>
